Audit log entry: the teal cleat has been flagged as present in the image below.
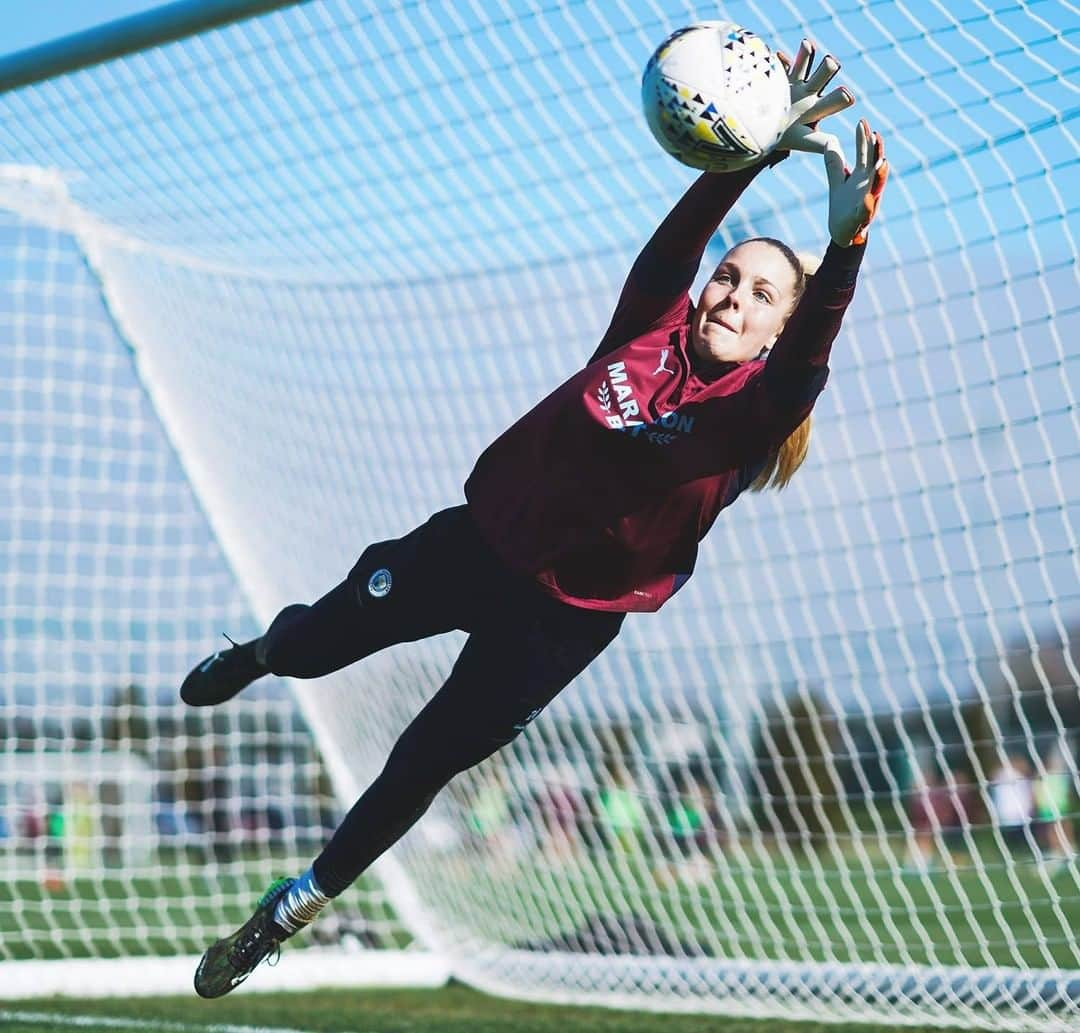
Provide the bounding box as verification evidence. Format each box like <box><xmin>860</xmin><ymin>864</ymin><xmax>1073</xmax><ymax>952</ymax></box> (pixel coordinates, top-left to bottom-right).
<box><xmin>193</xmin><ymin>877</ymin><xmax>295</xmax><ymax>998</ymax></box>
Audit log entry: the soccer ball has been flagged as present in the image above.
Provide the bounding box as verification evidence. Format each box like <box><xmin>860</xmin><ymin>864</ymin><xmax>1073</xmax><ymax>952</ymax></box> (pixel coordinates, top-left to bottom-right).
<box><xmin>642</xmin><ymin>22</ymin><xmax>790</xmax><ymax>172</ymax></box>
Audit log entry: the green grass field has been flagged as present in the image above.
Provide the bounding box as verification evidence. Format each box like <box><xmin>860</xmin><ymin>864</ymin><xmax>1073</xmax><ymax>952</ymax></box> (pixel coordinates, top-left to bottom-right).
<box><xmin>464</xmin><ymin>848</ymin><xmax>1080</xmax><ymax>969</ymax></box>
<box><xmin>0</xmin><ymin>858</ymin><xmax>407</xmax><ymax>961</ymax></box>
<box><xmin>5</xmin><ymin>840</ymin><xmax>1077</xmax><ymax>967</ymax></box>
<box><xmin>0</xmin><ymin>985</ymin><xmax>988</xmax><ymax>1033</ymax></box>
<box><xmin>4</xmin><ymin>841</ymin><xmax>1075</xmax><ymax>1032</ymax></box>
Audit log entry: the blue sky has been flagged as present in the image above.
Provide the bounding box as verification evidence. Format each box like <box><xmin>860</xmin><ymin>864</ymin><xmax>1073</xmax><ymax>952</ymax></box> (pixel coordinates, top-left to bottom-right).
<box><xmin>0</xmin><ymin>0</ymin><xmax>163</xmax><ymax>57</ymax></box>
<box><xmin>0</xmin><ymin>0</ymin><xmax>1075</xmax><ymax>715</ymax></box>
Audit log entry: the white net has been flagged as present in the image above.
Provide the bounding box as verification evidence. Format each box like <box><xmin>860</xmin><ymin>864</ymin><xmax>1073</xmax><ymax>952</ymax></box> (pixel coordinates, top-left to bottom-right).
<box><xmin>1</xmin><ymin>0</ymin><xmax>1077</xmax><ymax>1026</ymax></box>
<box><xmin>0</xmin><ymin>177</ymin><xmax>420</xmax><ymax>985</ymax></box>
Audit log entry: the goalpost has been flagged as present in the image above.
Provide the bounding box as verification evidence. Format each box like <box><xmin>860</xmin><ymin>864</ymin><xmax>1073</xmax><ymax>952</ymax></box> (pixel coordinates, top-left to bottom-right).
<box><xmin>1</xmin><ymin>0</ymin><xmax>1077</xmax><ymax>1027</ymax></box>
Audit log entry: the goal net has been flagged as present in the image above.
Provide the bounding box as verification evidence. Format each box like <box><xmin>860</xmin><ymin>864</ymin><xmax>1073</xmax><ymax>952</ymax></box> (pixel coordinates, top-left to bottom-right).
<box><xmin>0</xmin><ymin>170</ymin><xmax>443</xmax><ymax>996</ymax></box>
<box><xmin>1</xmin><ymin>0</ymin><xmax>1076</xmax><ymax>1026</ymax></box>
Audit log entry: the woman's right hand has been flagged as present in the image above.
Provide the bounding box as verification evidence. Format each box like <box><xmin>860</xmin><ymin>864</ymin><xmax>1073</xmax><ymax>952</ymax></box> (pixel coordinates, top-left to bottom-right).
<box><xmin>825</xmin><ymin>119</ymin><xmax>889</xmax><ymax>247</ymax></box>
<box><xmin>773</xmin><ymin>40</ymin><xmax>855</xmax><ymax>155</ymax></box>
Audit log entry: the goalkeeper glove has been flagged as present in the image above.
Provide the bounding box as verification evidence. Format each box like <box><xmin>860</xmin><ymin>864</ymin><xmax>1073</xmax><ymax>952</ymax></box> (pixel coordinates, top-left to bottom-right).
<box><xmin>825</xmin><ymin>119</ymin><xmax>889</xmax><ymax>246</ymax></box>
<box><xmin>773</xmin><ymin>39</ymin><xmax>855</xmax><ymax>155</ymax></box>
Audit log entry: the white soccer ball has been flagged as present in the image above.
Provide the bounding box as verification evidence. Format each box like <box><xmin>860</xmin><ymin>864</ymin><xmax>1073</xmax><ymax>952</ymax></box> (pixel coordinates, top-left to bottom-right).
<box><xmin>642</xmin><ymin>22</ymin><xmax>790</xmax><ymax>172</ymax></box>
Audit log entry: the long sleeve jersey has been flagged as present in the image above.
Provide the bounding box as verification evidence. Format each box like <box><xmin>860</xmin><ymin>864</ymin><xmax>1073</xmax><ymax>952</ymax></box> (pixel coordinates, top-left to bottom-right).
<box><xmin>465</xmin><ymin>163</ymin><xmax>865</xmax><ymax>612</ymax></box>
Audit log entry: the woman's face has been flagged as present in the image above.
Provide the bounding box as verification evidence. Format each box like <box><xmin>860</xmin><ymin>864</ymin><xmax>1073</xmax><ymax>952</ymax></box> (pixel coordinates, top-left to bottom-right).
<box><xmin>690</xmin><ymin>240</ymin><xmax>800</xmax><ymax>365</ymax></box>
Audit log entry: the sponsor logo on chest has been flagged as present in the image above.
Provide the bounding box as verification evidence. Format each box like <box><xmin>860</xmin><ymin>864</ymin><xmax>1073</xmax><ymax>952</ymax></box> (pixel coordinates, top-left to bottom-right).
<box><xmin>597</xmin><ymin>360</ymin><xmax>645</xmax><ymax>429</ymax></box>
<box><xmin>597</xmin><ymin>360</ymin><xmax>695</xmax><ymax>444</ymax></box>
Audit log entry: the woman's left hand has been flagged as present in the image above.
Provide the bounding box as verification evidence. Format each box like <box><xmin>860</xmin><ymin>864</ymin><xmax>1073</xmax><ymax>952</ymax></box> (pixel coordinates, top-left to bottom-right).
<box><xmin>825</xmin><ymin>119</ymin><xmax>890</xmax><ymax>246</ymax></box>
<box><xmin>773</xmin><ymin>40</ymin><xmax>855</xmax><ymax>155</ymax></box>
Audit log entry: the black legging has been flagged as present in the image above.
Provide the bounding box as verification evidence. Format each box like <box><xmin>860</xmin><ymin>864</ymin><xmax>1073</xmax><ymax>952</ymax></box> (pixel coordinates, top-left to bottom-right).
<box><xmin>256</xmin><ymin>507</ymin><xmax>625</xmax><ymax>896</ymax></box>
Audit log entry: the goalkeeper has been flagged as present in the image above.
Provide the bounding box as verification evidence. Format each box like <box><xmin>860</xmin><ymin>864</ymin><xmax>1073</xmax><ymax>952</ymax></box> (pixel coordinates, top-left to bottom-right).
<box><xmin>182</xmin><ymin>42</ymin><xmax>888</xmax><ymax>999</ymax></box>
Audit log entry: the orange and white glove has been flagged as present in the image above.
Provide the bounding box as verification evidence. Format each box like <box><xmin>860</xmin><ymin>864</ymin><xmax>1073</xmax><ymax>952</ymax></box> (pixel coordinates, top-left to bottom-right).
<box><xmin>825</xmin><ymin>119</ymin><xmax>889</xmax><ymax>246</ymax></box>
<box><xmin>774</xmin><ymin>39</ymin><xmax>855</xmax><ymax>155</ymax></box>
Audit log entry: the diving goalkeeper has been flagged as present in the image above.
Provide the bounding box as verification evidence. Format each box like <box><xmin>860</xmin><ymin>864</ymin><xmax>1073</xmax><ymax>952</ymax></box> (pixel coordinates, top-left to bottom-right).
<box><xmin>181</xmin><ymin>41</ymin><xmax>888</xmax><ymax>998</ymax></box>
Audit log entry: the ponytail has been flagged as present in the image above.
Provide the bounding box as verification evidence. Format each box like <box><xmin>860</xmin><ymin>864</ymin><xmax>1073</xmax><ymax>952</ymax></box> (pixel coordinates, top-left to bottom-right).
<box><xmin>748</xmin><ymin>247</ymin><xmax>822</xmax><ymax>493</ymax></box>
<box><xmin>750</xmin><ymin>413</ymin><xmax>812</xmax><ymax>492</ymax></box>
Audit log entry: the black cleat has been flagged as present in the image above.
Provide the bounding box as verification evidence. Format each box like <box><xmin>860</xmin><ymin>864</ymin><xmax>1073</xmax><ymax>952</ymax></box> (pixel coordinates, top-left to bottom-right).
<box><xmin>194</xmin><ymin>877</ymin><xmax>294</xmax><ymax>998</ymax></box>
<box><xmin>181</xmin><ymin>635</ymin><xmax>265</xmax><ymax>707</ymax></box>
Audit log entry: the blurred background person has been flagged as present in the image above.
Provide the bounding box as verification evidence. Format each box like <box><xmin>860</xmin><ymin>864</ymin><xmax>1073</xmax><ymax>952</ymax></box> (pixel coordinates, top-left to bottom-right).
<box><xmin>1033</xmin><ymin>743</ymin><xmax>1076</xmax><ymax>875</ymax></box>
<box><xmin>989</xmin><ymin>754</ymin><xmax>1034</xmax><ymax>854</ymax></box>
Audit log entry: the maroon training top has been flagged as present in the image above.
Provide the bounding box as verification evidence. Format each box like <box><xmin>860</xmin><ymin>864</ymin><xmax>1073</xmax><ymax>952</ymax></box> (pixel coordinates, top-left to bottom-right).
<box><xmin>465</xmin><ymin>163</ymin><xmax>865</xmax><ymax>612</ymax></box>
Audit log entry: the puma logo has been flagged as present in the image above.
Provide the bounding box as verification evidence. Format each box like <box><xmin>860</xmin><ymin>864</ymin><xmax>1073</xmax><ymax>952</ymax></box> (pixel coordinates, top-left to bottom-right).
<box><xmin>653</xmin><ymin>348</ymin><xmax>674</xmax><ymax>376</ymax></box>
<box><xmin>199</xmin><ymin>652</ymin><xmax>222</xmax><ymax>673</ymax></box>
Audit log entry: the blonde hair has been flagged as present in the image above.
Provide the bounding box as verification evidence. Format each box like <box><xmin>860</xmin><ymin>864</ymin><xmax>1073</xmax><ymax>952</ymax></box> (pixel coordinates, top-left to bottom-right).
<box><xmin>750</xmin><ymin>249</ymin><xmax>822</xmax><ymax>493</ymax></box>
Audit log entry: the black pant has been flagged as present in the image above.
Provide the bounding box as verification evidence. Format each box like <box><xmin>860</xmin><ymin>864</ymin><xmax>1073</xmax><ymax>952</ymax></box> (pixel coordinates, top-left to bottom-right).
<box><xmin>257</xmin><ymin>506</ymin><xmax>625</xmax><ymax>896</ymax></box>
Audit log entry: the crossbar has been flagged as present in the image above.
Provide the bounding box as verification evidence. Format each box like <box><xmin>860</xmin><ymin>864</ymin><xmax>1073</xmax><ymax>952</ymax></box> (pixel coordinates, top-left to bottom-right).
<box><xmin>0</xmin><ymin>0</ymin><xmax>311</xmax><ymax>94</ymax></box>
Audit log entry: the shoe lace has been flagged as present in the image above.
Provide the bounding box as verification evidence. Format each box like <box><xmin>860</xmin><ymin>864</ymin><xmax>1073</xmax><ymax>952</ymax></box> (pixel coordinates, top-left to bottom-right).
<box><xmin>227</xmin><ymin>922</ymin><xmax>281</xmax><ymax>970</ymax></box>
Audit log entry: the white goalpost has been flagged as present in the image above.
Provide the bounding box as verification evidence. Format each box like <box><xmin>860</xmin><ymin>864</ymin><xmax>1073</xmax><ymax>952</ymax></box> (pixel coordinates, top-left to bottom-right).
<box><xmin>1</xmin><ymin>0</ymin><xmax>1077</xmax><ymax>1027</ymax></box>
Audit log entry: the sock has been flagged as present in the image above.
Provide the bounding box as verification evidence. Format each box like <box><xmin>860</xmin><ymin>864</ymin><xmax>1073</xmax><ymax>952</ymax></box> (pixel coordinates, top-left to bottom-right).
<box><xmin>273</xmin><ymin>866</ymin><xmax>330</xmax><ymax>934</ymax></box>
